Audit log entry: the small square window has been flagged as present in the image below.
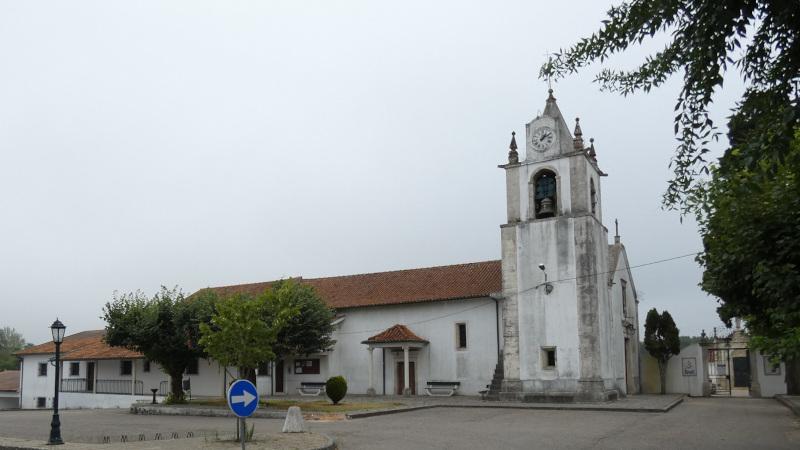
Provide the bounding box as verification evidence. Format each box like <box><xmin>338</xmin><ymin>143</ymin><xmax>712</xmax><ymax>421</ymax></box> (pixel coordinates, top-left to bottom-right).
<box><xmin>69</xmin><ymin>362</ymin><xmax>79</xmax><ymax>376</ymax></box>
<box><xmin>542</xmin><ymin>347</ymin><xmax>556</xmax><ymax>369</ymax></box>
<box><xmin>38</xmin><ymin>363</ymin><xmax>47</xmax><ymax>377</ymax></box>
<box><xmin>143</xmin><ymin>360</ymin><xmax>151</xmax><ymax>373</ymax></box>
<box><xmin>185</xmin><ymin>358</ymin><xmax>199</xmax><ymax>375</ymax></box>
<box><xmin>120</xmin><ymin>360</ymin><xmax>132</xmax><ymax>376</ymax></box>
<box><xmin>257</xmin><ymin>362</ymin><xmax>272</xmax><ymax>376</ymax></box>
<box><xmin>36</xmin><ymin>397</ymin><xmax>46</xmax><ymax>408</ymax></box>
<box><xmin>456</xmin><ymin>323</ymin><xmax>467</xmax><ymax>350</ymax></box>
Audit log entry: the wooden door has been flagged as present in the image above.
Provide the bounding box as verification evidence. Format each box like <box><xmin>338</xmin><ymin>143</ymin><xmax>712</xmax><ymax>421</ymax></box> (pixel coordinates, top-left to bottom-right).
<box><xmin>86</xmin><ymin>362</ymin><xmax>95</xmax><ymax>392</ymax></box>
<box><xmin>275</xmin><ymin>360</ymin><xmax>284</xmax><ymax>393</ymax></box>
<box><xmin>395</xmin><ymin>361</ymin><xmax>416</xmax><ymax>395</ymax></box>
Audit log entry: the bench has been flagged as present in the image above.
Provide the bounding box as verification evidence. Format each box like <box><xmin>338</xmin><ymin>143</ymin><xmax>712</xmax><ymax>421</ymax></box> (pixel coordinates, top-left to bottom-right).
<box><xmin>424</xmin><ymin>381</ymin><xmax>460</xmax><ymax>397</ymax></box>
<box><xmin>297</xmin><ymin>382</ymin><xmax>326</xmax><ymax>396</ymax></box>
<box><xmin>479</xmin><ymin>384</ymin><xmax>490</xmax><ymax>400</ymax></box>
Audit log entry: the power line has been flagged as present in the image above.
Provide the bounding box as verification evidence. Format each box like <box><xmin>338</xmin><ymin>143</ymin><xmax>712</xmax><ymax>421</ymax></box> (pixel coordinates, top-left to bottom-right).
<box><xmin>334</xmin><ymin>250</ymin><xmax>701</xmax><ymax>337</ymax></box>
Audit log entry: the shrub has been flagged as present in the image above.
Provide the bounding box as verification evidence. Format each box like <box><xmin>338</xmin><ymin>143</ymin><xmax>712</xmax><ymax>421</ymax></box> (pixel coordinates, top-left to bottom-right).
<box><xmin>325</xmin><ymin>376</ymin><xmax>347</xmax><ymax>405</ymax></box>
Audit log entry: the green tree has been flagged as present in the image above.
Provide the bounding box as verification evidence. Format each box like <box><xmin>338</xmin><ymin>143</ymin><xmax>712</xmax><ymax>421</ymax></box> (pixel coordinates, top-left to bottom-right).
<box><xmin>644</xmin><ymin>308</ymin><xmax>681</xmax><ymax>394</ymax></box>
<box><xmin>103</xmin><ymin>287</ymin><xmax>215</xmax><ymax>403</ymax></box>
<box><xmin>267</xmin><ymin>280</ymin><xmax>336</xmax><ymax>359</ymax></box>
<box><xmin>700</xmin><ymin>129</ymin><xmax>800</xmax><ymax>392</ymax></box>
<box><xmin>0</xmin><ymin>327</ymin><xmax>28</xmax><ymax>371</ymax></box>
<box><xmin>545</xmin><ymin>0</ymin><xmax>800</xmax><ymax>393</ymax></box>
<box><xmin>198</xmin><ymin>292</ymin><xmax>297</xmax><ymax>381</ymax></box>
<box><xmin>543</xmin><ymin>0</ymin><xmax>799</xmax><ymax>214</ymax></box>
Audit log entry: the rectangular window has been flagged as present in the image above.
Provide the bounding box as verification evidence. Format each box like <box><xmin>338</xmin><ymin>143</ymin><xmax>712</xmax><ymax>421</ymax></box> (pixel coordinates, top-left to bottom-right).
<box><xmin>764</xmin><ymin>356</ymin><xmax>781</xmax><ymax>376</ymax></box>
<box><xmin>38</xmin><ymin>362</ymin><xmax>47</xmax><ymax>377</ymax></box>
<box><xmin>257</xmin><ymin>361</ymin><xmax>272</xmax><ymax>376</ymax></box>
<box><xmin>620</xmin><ymin>279</ymin><xmax>628</xmax><ymax>317</ymax></box>
<box><xmin>294</xmin><ymin>359</ymin><xmax>320</xmax><ymax>375</ymax></box>
<box><xmin>69</xmin><ymin>362</ymin><xmax>79</xmax><ymax>376</ymax></box>
<box><xmin>36</xmin><ymin>397</ymin><xmax>46</xmax><ymax>408</ymax></box>
<box><xmin>143</xmin><ymin>360</ymin><xmax>151</xmax><ymax>373</ymax></box>
<box><xmin>456</xmin><ymin>323</ymin><xmax>468</xmax><ymax>350</ymax></box>
<box><xmin>120</xmin><ymin>360</ymin><xmax>132</xmax><ymax>376</ymax></box>
<box><xmin>542</xmin><ymin>347</ymin><xmax>557</xmax><ymax>369</ymax></box>
<box><xmin>185</xmin><ymin>358</ymin><xmax>199</xmax><ymax>375</ymax></box>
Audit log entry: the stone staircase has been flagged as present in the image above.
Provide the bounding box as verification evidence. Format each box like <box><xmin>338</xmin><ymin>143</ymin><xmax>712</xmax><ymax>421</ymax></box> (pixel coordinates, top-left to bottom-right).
<box><xmin>484</xmin><ymin>354</ymin><xmax>504</xmax><ymax>400</ymax></box>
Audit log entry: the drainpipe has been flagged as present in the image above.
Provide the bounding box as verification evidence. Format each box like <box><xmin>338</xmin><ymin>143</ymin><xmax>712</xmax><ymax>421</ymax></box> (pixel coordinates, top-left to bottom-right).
<box><xmin>17</xmin><ymin>357</ymin><xmax>23</xmax><ymax>409</ymax></box>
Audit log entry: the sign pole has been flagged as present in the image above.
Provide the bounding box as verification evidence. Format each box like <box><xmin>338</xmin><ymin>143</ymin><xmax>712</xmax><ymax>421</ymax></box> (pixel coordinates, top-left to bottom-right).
<box><xmin>226</xmin><ymin>379</ymin><xmax>259</xmax><ymax>450</ymax></box>
<box><xmin>240</xmin><ymin>417</ymin><xmax>246</xmax><ymax>450</ymax></box>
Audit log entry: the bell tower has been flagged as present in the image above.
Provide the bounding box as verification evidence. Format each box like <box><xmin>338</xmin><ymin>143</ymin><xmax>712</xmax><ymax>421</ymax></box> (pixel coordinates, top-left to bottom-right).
<box><xmin>498</xmin><ymin>90</ymin><xmax>624</xmax><ymax>402</ymax></box>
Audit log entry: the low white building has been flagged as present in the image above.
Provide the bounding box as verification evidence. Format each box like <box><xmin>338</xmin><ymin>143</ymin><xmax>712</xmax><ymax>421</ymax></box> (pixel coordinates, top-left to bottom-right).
<box><xmin>16</xmin><ymin>91</ymin><xmax>641</xmax><ymax>408</ymax></box>
<box><xmin>0</xmin><ymin>370</ymin><xmax>20</xmax><ymax>409</ymax></box>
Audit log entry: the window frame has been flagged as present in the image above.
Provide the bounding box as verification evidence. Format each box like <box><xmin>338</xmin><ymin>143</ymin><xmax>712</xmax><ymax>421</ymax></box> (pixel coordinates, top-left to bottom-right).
<box><xmin>532</xmin><ymin>169</ymin><xmax>558</xmax><ymax>219</ymax></box>
<box><xmin>620</xmin><ymin>279</ymin><xmax>628</xmax><ymax>318</ymax></box>
<box><xmin>541</xmin><ymin>347</ymin><xmax>557</xmax><ymax>370</ymax></box>
<box><xmin>38</xmin><ymin>362</ymin><xmax>47</xmax><ymax>377</ymax></box>
<box><xmin>120</xmin><ymin>360</ymin><xmax>133</xmax><ymax>376</ymax></box>
<box><xmin>143</xmin><ymin>359</ymin><xmax>151</xmax><ymax>373</ymax></box>
<box><xmin>185</xmin><ymin>358</ymin><xmax>199</xmax><ymax>375</ymax></box>
<box><xmin>36</xmin><ymin>397</ymin><xmax>46</xmax><ymax>408</ymax></box>
<box><xmin>69</xmin><ymin>362</ymin><xmax>79</xmax><ymax>377</ymax></box>
<box><xmin>455</xmin><ymin>322</ymin><xmax>468</xmax><ymax>350</ymax></box>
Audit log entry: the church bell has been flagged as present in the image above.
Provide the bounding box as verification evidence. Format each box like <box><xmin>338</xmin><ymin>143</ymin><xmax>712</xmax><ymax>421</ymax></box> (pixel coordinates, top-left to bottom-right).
<box><xmin>538</xmin><ymin>197</ymin><xmax>555</xmax><ymax>217</ymax></box>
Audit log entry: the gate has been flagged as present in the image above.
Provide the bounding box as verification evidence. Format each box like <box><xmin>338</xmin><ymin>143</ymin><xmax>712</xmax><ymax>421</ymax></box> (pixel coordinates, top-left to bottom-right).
<box><xmin>706</xmin><ymin>347</ymin><xmax>750</xmax><ymax>396</ymax></box>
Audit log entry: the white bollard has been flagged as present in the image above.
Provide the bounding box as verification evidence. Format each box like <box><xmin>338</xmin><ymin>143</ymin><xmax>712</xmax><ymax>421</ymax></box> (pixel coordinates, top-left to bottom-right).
<box><xmin>282</xmin><ymin>406</ymin><xmax>307</xmax><ymax>433</ymax></box>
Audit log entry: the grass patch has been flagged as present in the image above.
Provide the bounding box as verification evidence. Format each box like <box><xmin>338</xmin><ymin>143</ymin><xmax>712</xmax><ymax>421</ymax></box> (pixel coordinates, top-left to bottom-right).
<box><xmin>188</xmin><ymin>398</ymin><xmax>404</xmax><ymax>412</ymax></box>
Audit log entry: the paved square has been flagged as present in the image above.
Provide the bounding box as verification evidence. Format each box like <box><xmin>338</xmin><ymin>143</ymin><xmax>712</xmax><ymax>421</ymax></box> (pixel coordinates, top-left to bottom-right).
<box><xmin>0</xmin><ymin>397</ymin><xmax>797</xmax><ymax>449</ymax></box>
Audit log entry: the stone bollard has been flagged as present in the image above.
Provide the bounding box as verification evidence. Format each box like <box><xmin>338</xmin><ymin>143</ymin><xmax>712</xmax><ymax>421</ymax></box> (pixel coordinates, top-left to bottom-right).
<box><xmin>282</xmin><ymin>406</ymin><xmax>307</xmax><ymax>433</ymax></box>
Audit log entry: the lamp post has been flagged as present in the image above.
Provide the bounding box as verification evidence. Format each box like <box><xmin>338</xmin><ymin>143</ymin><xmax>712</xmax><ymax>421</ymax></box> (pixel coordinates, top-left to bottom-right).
<box><xmin>48</xmin><ymin>319</ymin><xmax>66</xmax><ymax>445</ymax></box>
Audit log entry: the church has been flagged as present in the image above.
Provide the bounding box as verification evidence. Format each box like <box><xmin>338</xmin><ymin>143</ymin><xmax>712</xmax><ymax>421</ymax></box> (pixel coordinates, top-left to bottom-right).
<box><xmin>15</xmin><ymin>91</ymin><xmax>640</xmax><ymax>409</ymax></box>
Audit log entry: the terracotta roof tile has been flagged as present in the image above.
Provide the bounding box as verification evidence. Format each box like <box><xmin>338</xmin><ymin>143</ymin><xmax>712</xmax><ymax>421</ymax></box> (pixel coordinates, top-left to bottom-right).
<box><xmin>203</xmin><ymin>260</ymin><xmax>501</xmax><ymax>309</ymax></box>
<box><xmin>363</xmin><ymin>324</ymin><xmax>428</xmax><ymax>343</ymax></box>
<box><xmin>14</xmin><ymin>330</ymin><xmax>143</xmax><ymax>361</ymax></box>
<box><xmin>0</xmin><ymin>370</ymin><xmax>19</xmax><ymax>392</ymax></box>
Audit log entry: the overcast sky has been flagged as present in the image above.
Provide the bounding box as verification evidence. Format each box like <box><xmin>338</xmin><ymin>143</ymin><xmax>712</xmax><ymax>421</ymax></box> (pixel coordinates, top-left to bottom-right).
<box><xmin>0</xmin><ymin>1</ymin><xmax>743</xmax><ymax>344</ymax></box>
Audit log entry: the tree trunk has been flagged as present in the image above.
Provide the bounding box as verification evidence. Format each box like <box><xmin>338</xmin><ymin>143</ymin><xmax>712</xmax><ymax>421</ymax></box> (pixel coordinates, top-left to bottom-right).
<box><xmin>170</xmin><ymin>372</ymin><xmax>185</xmax><ymax>403</ymax></box>
<box><xmin>786</xmin><ymin>357</ymin><xmax>800</xmax><ymax>395</ymax></box>
<box><xmin>658</xmin><ymin>360</ymin><xmax>667</xmax><ymax>395</ymax></box>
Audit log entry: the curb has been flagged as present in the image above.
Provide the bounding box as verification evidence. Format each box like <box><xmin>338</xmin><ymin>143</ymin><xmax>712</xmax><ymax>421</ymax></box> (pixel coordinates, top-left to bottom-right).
<box><xmin>775</xmin><ymin>395</ymin><xmax>800</xmax><ymax>417</ymax></box>
<box><xmin>312</xmin><ymin>434</ymin><xmax>337</xmax><ymax>450</ymax></box>
<box><xmin>346</xmin><ymin>396</ymin><xmax>684</xmax><ymax>419</ymax></box>
<box><xmin>130</xmin><ymin>404</ymin><xmax>286</xmax><ymax>419</ymax></box>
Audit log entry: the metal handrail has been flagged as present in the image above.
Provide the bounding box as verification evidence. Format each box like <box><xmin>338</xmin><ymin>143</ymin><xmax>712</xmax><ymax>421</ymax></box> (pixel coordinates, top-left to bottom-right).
<box><xmin>60</xmin><ymin>378</ymin><xmax>87</xmax><ymax>392</ymax></box>
<box><xmin>96</xmin><ymin>379</ymin><xmax>144</xmax><ymax>395</ymax></box>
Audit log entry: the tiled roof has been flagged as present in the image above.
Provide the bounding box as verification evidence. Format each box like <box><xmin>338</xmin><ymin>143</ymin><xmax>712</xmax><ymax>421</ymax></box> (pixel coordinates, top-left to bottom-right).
<box><xmin>14</xmin><ymin>330</ymin><xmax>144</xmax><ymax>361</ymax></box>
<box><xmin>203</xmin><ymin>260</ymin><xmax>502</xmax><ymax>309</ymax></box>
<box><xmin>363</xmin><ymin>324</ymin><xmax>428</xmax><ymax>344</ymax></box>
<box><xmin>0</xmin><ymin>370</ymin><xmax>19</xmax><ymax>392</ymax></box>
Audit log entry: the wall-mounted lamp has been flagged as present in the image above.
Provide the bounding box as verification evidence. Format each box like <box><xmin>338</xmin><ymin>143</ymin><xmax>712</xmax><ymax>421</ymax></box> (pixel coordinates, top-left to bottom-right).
<box><xmin>537</xmin><ymin>264</ymin><xmax>554</xmax><ymax>294</ymax></box>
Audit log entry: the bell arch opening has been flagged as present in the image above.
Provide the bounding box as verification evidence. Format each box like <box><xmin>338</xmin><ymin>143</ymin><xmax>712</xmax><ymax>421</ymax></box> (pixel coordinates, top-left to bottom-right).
<box><xmin>532</xmin><ymin>169</ymin><xmax>557</xmax><ymax>219</ymax></box>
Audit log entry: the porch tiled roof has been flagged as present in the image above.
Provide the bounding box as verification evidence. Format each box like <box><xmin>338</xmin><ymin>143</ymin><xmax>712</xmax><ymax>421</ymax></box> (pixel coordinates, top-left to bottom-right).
<box><xmin>0</xmin><ymin>370</ymin><xmax>19</xmax><ymax>392</ymax></box>
<box><xmin>202</xmin><ymin>260</ymin><xmax>502</xmax><ymax>309</ymax></box>
<box><xmin>363</xmin><ymin>324</ymin><xmax>428</xmax><ymax>344</ymax></box>
<box><xmin>14</xmin><ymin>330</ymin><xmax>144</xmax><ymax>361</ymax></box>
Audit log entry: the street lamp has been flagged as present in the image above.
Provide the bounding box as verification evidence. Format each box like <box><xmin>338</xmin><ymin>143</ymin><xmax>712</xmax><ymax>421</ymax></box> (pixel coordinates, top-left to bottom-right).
<box><xmin>48</xmin><ymin>319</ymin><xmax>65</xmax><ymax>445</ymax></box>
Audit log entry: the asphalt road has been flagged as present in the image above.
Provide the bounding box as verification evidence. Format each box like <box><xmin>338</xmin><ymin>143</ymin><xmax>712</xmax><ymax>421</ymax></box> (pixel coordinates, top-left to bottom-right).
<box><xmin>0</xmin><ymin>397</ymin><xmax>797</xmax><ymax>449</ymax></box>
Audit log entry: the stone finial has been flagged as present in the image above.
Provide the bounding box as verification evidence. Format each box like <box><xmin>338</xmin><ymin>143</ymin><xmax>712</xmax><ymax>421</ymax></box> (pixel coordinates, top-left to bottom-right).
<box><xmin>508</xmin><ymin>131</ymin><xmax>519</xmax><ymax>164</ymax></box>
<box><xmin>588</xmin><ymin>137</ymin><xmax>597</xmax><ymax>161</ymax></box>
<box><xmin>614</xmin><ymin>219</ymin><xmax>620</xmax><ymax>244</ymax></box>
<box><xmin>546</xmin><ymin>88</ymin><xmax>556</xmax><ymax>103</ymax></box>
<box><xmin>573</xmin><ymin>117</ymin><xmax>584</xmax><ymax>150</ymax></box>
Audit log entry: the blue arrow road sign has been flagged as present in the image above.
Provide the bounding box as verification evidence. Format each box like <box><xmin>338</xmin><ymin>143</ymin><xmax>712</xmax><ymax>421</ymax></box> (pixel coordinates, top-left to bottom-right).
<box><xmin>227</xmin><ymin>379</ymin><xmax>259</xmax><ymax>418</ymax></box>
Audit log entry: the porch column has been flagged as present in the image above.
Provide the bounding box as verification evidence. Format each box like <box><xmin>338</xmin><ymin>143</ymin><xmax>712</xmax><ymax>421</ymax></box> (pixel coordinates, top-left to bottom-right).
<box><xmin>403</xmin><ymin>345</ymin><xmax>410</xmax><ymax>396</ymax></box>
<box><xmin>367</xmin><ymin>347</ymin><xmax>376</xmax><ymax>396</ymax></box>
<box><xmin>132</xmin><ymin>360</ymin><xmax>137</xmax><ymax>396</ymax></box>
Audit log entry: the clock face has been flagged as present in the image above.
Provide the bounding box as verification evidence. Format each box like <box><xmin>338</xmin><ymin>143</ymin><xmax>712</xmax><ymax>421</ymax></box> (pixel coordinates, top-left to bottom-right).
<box><xmin>531</xmin><ymin>126</ymin><xmax>555</xmax><ymax>152</ymax></box>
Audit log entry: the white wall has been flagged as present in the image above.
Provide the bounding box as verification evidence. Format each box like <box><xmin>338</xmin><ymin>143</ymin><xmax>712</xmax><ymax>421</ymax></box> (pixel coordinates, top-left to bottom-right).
<box><xmin>754</xmin><ymin>351</ymin><xmax>787</xmax><ymax>397</ymax></box>
<box><xmin>641</xmin><ymin>344</ymin><xmax>704</xmax><ymax>396</ymax></box>
<box><xmin>323</xmin><ymin>297</ymin><xmax>499</xmax><ymax>396</ymax></box>
<box><xmin>20</xmin><ymin>355</ymin><xmax>53</xmax><ymax>409</ymax></box>
<box><xmin>60</xmin><ymin>392</ymin><xmax>152</xmax><ymax>409</ymax></box>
